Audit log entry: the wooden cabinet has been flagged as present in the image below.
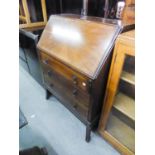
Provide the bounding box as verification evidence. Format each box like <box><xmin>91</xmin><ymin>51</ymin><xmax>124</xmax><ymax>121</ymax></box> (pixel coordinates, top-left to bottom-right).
<box><xmin>37</xmin><ymin>15</ymin><xmax>122</xmax><ymax>142</ymax></box>
<box><xmin>122</xmin><ymin>0</ymin><xmax>135</xmax><ymax>25</ymax></box>
<box><xmin>98</xmin><ymin>30</ymin><xmax>135</xmax><ymax>154</ymax></box>
<box><xmin>125</xmin><ymin>0</ymin><xmax>135</xmax><ymax>6</ymax></box>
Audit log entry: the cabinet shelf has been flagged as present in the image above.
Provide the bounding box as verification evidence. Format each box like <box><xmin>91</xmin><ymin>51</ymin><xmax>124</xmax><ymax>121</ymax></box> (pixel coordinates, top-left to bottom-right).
<box><xmin>121</xmin><ymin>71</ymin><xmax>135</xmax><ymax>85</ymax></box>
<box><xmin>106</xmin><ymin>114</ymin><xmax>135</xmax><ymax>152</ymax></box>
<box><xmin>113</xmin><ymin>93</ymin><xmax>135</xmax><ymax>121</ymax></box>
<box><xmin>98</xmin><ymin>30</ymin><xmax>135</xmax><ymax>154</ymax></box>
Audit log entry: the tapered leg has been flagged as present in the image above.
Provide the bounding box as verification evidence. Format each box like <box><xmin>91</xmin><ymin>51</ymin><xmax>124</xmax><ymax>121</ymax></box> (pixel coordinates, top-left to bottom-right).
<box><xmin>45</xmin><ymin>89</ymin><xmax>52</xmax><ymax>100</ymax></box>
<box><xmin>85</xmin><ymin>123</ymin><xmax>91</xmax><ymax>142</ymax></box>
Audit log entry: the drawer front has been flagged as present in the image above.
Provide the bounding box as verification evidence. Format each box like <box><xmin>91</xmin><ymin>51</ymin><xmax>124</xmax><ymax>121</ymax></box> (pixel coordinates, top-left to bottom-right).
<box><xmin>42</xmin><ymin>64</ymin><xmax>89</xmax><ymax>119</ymax></box>
<box><xmin>40</xmin><ymin>52</ymin><xmax>90</xmax><ymax>93</ymax></box>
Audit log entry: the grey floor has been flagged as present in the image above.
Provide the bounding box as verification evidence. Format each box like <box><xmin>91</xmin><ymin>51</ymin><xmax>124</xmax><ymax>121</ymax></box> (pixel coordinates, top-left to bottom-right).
<box><xmin>19</xmin><ymin>65</ymin><xmax>120</xmax><ymax>155</ymax></box>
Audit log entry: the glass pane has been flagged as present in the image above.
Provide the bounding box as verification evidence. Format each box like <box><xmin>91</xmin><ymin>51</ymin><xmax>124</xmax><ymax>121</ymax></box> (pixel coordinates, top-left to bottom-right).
<box><xmin>106</xmin><ymin>111</ymin><xmax>135</xmax><ymax>152</ymax></box>
<box><xmin>105</xmin><ymin>54</ymin><xmax>135</xmax><ymax>152</ymax></box>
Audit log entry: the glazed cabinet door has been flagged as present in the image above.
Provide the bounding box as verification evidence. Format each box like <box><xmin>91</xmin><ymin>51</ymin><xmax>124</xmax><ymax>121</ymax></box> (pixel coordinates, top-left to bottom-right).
<box><xmin>98</xmin><ymin>33</ymin><xmax>135</xmax><ymax>155</ymax></box>
<box><xmin>106</xmin><ymin>54</ymin><xmax>135</xmax><ymax>153</ymax></box>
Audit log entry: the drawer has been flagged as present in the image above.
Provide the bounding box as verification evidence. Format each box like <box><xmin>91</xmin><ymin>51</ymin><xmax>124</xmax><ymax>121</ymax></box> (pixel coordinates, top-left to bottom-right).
<box><xmin>40</xmin><ymin>52</ymin><xmax>90</xmax><ymax>93</ymax></box>
<box><xmin>42</xmin><ymin>64</ymin><xmax>89</xmax><ymax>119</ymax></box>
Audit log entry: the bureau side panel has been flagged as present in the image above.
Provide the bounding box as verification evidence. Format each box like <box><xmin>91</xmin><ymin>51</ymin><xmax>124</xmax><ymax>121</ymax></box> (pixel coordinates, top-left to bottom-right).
<box><xmin>88</xmin><ymin>50</ymin><xmax>113</xmax><ymax>126</ymax></box>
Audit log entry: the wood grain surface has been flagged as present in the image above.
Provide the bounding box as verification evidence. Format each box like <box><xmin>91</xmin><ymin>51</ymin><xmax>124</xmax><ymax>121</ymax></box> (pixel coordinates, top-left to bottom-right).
<box><xmin>37</xmin><ymin>15</ymin><xmax>121</xmax><ymax>79</ymax></box>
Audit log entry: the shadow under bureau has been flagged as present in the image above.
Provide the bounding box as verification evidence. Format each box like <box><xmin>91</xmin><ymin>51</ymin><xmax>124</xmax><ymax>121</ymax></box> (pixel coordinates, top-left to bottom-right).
<box><xmin>37</xmin><ymin>15</ymin><xmax>122</xmax><ymax>142</ymax></box>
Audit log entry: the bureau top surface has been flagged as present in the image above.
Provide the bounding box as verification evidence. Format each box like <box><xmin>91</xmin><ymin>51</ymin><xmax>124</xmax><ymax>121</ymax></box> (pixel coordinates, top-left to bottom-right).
<box><xmin>37</xmin><ymin>15</ymin><xmax>121</xmax><ymax>79</ymax></box>
<box><xmin>117</xmin><ymin>30</ymin><xmax>135</xmax><ymax>48</ymax></box>
<box><xmin>120</xmin><ymin>30</ymin><xmax>135</xmax><ymax>40</ymax></box>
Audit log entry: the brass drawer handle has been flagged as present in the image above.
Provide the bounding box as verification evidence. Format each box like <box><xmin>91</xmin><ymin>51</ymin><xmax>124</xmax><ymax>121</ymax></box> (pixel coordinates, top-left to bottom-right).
<box><xmin>43</xmin><ymin>59</ymin><xmax>49</xmax><ymax>65</ymax></box>
<box><xmin>73</xmin><ymin>80</ymin><xmax>78</xmax><ymax>85</ymax></box>
<box><xmin>72</xmin><ymin>89</ymin><xmax>78</xmax><ymax>96</ymax></box>
<box><xmin>72</xmin><ymin>75</ymin><xmax>78</xmax><ymax>85</ymax></box>
<box><xmin>72</xmin><ymin>75</ymin><xmax>77</xmax><ymax>80</ymax></box>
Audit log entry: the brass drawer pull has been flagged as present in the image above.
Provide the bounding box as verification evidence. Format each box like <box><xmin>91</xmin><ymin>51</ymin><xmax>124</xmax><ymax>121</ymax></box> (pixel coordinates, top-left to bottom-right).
<box><xmin>73</xmin><ymin>80</ymin><xmax>78</xmax><ymax>85</ymax></box>
<box><xmin>72</xmin><ymin>75</ymin><xmax>77</xmax><ymax>80</ymax></box>
<box><xmin>43</xmin><ymin>59</ymin><xmax>49</xmax><ymax>65</ymax></box>
<box><xmin>72</xmin><ymin>75</ymin><xmax>78</xmax><ymax>85</ymax></box>
<box><xmin>72</xmin><ymin>89</ymin><xmax>78</xmax><ymax>96</ymax></box>
<box><xmin>82</xmin><ymin>82</ymin><xmax>86</xmax><ymax>87</ymax></box>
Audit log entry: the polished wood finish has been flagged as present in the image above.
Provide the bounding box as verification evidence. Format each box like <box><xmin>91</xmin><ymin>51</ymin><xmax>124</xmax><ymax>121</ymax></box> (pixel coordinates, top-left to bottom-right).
<box><xmin>60</xmin><ymin>13</ymin><xmax>135</xmax><ymax>33</ymax></box>
<box><xmin>37</xmin><ymin>15</ymin><xmax>122</xmax><ymax>142</ymax></box>
<box><xmin>38</xmin><ymin>16</ymin><xmax>121</xmax><ymax>79</ymax></box>
<box><xmin>98</xmin><ymin>30</ymin><xmax>135</xmax><ymax>154</ymax></box>
<box><xmin>40</xmin><ymin>52</ymin><xmax>89</xmax><ymax>93</ymax></box>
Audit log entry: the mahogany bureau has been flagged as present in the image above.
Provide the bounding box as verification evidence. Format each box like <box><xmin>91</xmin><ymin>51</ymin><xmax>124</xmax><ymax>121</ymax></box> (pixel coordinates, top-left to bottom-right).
<box><xmin>37</xmin><ymin>15</ymin><xmax>122</xmax><ymax>142</ymax></box>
